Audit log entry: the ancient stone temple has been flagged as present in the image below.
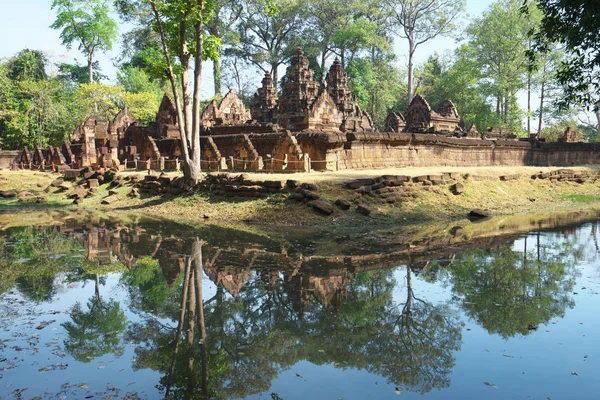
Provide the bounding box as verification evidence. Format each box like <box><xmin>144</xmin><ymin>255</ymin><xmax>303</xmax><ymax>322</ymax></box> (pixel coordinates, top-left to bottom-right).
<box><xmin>14</xmin><ymin>47</ymin><xmax>600</xmax><ymax>173</ymax></box>
<box><xmin>155</xmin><ymin>94</ymin><xmax>179</xmax><ymax>139</ymax></box>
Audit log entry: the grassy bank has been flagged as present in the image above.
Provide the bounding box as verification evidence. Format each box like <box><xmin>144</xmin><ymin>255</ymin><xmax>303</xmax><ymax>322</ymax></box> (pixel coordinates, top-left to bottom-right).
<box><xmin>1</xmin><ymin>166</ymin><xmax>600</xmax><ymax>233</ymax></box>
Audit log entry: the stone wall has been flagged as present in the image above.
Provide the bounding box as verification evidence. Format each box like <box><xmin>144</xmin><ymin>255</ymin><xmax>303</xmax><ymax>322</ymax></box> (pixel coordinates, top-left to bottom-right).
<box><xmin>0</xmin><ymin>150</ymin><xmax>19</xmax><ymax>169</ymax></box>
<box><xmin>326</xmin><ymin>134</ymin><xmax>600</xmax><ymax>170</ymax></box>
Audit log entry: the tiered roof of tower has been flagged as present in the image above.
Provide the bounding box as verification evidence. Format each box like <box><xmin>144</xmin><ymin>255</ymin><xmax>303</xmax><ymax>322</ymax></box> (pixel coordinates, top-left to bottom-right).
<box><xmin>326</xmin><ymin>58</ymin><xmax>354</xmax><ymax>114</ymax></box>
<box><xmin>277</xmin><ymin>48</ymin><xmax>321</xmax><ymax>130</ymax></box>
<box><xmin>325</xmin><ymin>58</ymin><xmax>374</xmax><ymax>132</ymax></box>
<box><xmin>251</xmin><ymin>72</ymin><xmax>278</xmax><ymax>123</ymax></box>
<box><xmin>201</xmin><ymin>89</ymin><xmax>252</xmax><ymax>128</ymax></box>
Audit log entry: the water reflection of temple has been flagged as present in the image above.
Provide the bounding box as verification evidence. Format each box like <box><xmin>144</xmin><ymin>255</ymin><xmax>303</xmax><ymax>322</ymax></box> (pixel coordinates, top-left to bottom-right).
<box><xmin>53</xmin><ymin>221</ymin><xmax>405</xmax><ymax>310</ymax></box>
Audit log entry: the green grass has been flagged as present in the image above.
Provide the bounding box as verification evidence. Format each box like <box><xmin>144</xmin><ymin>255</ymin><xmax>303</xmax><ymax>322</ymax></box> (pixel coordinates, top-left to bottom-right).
<box><xmin>561</xmin><ymin>194</ymin><xmax>599</xmax><ymax>203</ymax></box>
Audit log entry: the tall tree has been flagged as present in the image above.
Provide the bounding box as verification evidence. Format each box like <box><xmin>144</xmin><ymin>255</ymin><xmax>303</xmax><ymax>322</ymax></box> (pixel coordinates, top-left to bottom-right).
<box><xmin>205</xmin><ymin>0</ymin><xmax>242</xmax><ymax>96</ymax></box>
<box><xmin>386</xmin><ymin>0</ymin><xmax>465</xmax><ymax>104</ymax></box>
<box><xmin>234</xmin><ymin>0</ymin><xmax>301</xmax><ymax>87</ymax></box>
<box><xmin>117</xmin><ymin>0</ymin><xmax>219</xmax><ymax>184</ymax></box>
<box><xmin>466</xmin><ymin>0</ymin><xmax>529</xmax><ymax>131</ymax></box>
<box><xmin>51</xmin><ymin>0</ymin><xmax>118</xmax><ymax>83</ymax></box>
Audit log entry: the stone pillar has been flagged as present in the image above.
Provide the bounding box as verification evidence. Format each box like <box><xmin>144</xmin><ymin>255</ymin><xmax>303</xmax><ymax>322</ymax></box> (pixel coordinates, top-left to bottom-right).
<box><xmin>228</xmin><ymin>156</ymin><xmax>235</xmax><ymax>170</ymax></box>
<box><xmin>159</xmin><ymin>157</ymin><xmax>165</xmax><ymax>171</ymax></box>
<box><xmin>219</xmin><ymin>157</ymin><xmax>227</xmax><ymax>171</ymax></box>
<box><xmin>257</xmin><ymin>156</ymin><xmax>264</xmax><ymax>170</ymax></box>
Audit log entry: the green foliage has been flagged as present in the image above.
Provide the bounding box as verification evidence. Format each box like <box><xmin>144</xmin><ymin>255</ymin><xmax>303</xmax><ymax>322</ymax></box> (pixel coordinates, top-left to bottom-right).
<box><xmin>447</xmin><ymin>247</ymin><xmax>576</xmax><ymax>338</ymax></box>
<box><xmin>56</xmin><ymin>61</ymin><xmax>107</xmax><ymax>87</ymax></box>
<box><xmin>76</xmin><ymin>82</ymin><xmax>160</xmax><ymax>124</ymax></box>
<box><xmin>0</xmin><ymin>226</ymin><xmax>84</xmax><ymax>301</ymax></box>
<box><xmin>233</xmin><ymin>0</ymin><xmax>303</xmax><ymax>82</ymax></box>
<box><xmin>6</xmin><ymin>49</ymin><xmax>48</xmax><ymax>82</ymax></box>
<box><xmin>51</xmin><ymin>0</ymin><xmax>118</xmax><ymax>82</ymax></box>
<box><xmin>0</xmin><ymin>62</ymin><xmax>83</xmax><ymax>149</ymax></box>
<box><xmin>347</xmin><ymin>56</ymin><xmax>404</xmax><ymax>129</ymax></box>
<box><xmin>529</xmin><ymin>0</ymin><xmax>600</xmax><ymax>111</ymax></box>
<box><xmin>62</xmin><ymin>296</ymin><xmax>128</xmax><ymax>362</ymax></box>
<box><xmin>465</xmin><ymin>0</ymin><xmax>529</xmax><ymax>133</ymax></box>
<box><xmin>121</xmin><ymin>256</ymin><xmax>181</xmax><ymax>318</ymax></box>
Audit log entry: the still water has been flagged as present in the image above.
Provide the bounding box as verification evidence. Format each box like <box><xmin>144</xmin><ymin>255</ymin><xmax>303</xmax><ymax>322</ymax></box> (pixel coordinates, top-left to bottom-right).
<box><xmin>0</xmin><ymin>215</ymin><xmax>599</xmax><ymax>399</ymax></box>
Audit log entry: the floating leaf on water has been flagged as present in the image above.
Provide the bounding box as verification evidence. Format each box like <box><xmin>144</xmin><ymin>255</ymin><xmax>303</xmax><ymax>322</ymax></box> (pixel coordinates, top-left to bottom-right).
<box><xmin>98</xmin><ymin>364</ymin><xmax>107</xmax><ymax>369</ymax></box>
<box><xmin>483</xmin><ymin>382</ymin><xmax>497</xmax><ymax>388</ymax></box>
<box><xmin>395</xmin><ymin>386</ymin><xmax>403</xmax><ymax>395</ymax></box>
<box><xmin>571</xmin><ymin>371</ymin><xmax>578</xmax><ymax>376</ymax></box>
<box><xmin>80</xmin><ymin>384</ymin><xmax>88</xmax><ymax>389</ymax></box>
<box><xmin>35</xmin><ymin>320</ymin><xmax>56</xmax><ymax>330</ymax></box>
<box><xmin>295</xmin><ymin>373</ymin><xmax>303</xmax><ymax>379</ymax></box>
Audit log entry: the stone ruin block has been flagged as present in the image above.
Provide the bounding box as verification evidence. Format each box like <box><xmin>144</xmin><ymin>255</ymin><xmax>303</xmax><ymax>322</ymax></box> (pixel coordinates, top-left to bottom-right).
<box><xmin>384</xmin><ymin>112</ymin><xmax>406</xmax><ymax>133</ymax></box>
<box><xmin>558</xmin><ymin>127</ymin><xmax>580</xmax><ymax>143</ymax></box>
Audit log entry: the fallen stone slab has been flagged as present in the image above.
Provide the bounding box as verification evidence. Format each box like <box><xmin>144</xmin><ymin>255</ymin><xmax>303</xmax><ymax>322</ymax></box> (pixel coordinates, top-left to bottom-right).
<box><xmin>468</xmin><ymin>208</ymin><xmax>492</xmax><ymax>219</ymax></box>
<box><xmin>63</xmin><ymin>169</ymin><xmax>82</xmax><ymax>181</ymax></box>
<box><xmin>50</xmin><ymin>178</ymin><xmax>64</xmax><ymax>187</ymax></box>
<box><xmin>58</xmin><ymin>182</ymin><xmax>72</xmax><ymax>191</ymax></box>
<box><xmin>356</xmin><ymin>204</ymin><xmax>372</xmax><ymax>216</ymax></box>
<box><xmin>299</xmin><ymin>189</ymin><xmax>320</xmax><ymax>200</ymax></box>
<box><xmin>308</xmin><ymin>200</ymin><xmax>334</xmax><ymax>215</ymax></box>
<box><xmin>68</xmin><ymin>187</ymin><xmax>86</xmax><ymax>199</ymax></box>
<box><xmin>87</xmin><ymin>179</ymin><xmax>99</xmax><ymax>188</ymax></box>
<box><xmin>299</xmin><ymin>182</ymin><xmax>319</xmax><ymax>191</ymax></box>
<box><xmin>451</xmin><ymin>183</ymin><xmax>464</xmax><ymax>195</ymax></box>
<box><xmin>101</xmin><ymin>195</ymin><xmax>120</xmax><ymax>205</ymax></box>
<box><xmin>344</xmin><ymin>179</ymin><xmax>375</xmax><ymax>189</ymax></box>
<box><xmin>335</xmin><ymin>198</ymin><xmax>351</xmax><ymax>210</ymax></box>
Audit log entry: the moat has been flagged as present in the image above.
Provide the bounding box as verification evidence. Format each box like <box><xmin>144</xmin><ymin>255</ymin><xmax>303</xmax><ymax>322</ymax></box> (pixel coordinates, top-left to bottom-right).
<box><xmin>1</xmin><ymin>213</ymin><xmax>599</xmax><ymax>399</ymax></box>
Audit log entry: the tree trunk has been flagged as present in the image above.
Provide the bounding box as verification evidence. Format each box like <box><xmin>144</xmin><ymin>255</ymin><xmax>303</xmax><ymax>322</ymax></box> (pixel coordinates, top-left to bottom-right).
<box><xmin>87</xmin><ymin>58</ymin><xmax>93</xmax><ymax>83</ymax></box>
<box><xmin>95</xmin><ymin>274</ymin><xmax>100</xmax><ymax>303</ymax></box>
<box><xmin>165</xmin><ymin>254</ymin><xmax>192</xmax><ymax>398</ymax></box>
<box><xmin>213</xmin><ymin>56</ymin><xmax>221</xmax><ymax>96</ymax></box>
<box><xmin>407</xmin><ymin>39</ymin><xmax>415</xmax><ymax>104</ymax></box>
<box><xmin>527</xmin><ymin>69</ymin><xmax>531</xmax><ymax>135</ymax></box>
<box><xmin>538</xmin><ymin>80</ymin><xmax>545</xmax><ymax>135</ymax></box>
<box><xmin>149</xmin><ymin>1</ymin><xmax>191</xmax><ymax>165</ymax></box>
<box><xmin>185</xmin><ymin>267</ymin><xmax>196</xmax><ymax>399</ymax></box>
<box><xmin>271</xmin><ymin>62</ymin><xmax>278</xmax><ymax>90</ymax></box>
<box><xmin>192</xmin><ymin>239</ymin><xmax>209</xmax><ymax>398</ymax></box>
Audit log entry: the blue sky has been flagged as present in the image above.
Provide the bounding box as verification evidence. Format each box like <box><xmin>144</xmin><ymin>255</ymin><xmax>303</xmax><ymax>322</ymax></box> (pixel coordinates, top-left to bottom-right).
<box><xmin>0</xmin><ymin>0</ymin><xmax>495</xmax><ymax>99</ymax></box>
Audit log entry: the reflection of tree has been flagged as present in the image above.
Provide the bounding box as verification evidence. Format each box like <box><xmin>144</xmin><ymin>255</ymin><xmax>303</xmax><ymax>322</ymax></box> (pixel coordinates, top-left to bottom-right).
<box><xmin>447</xmin><ymin>245</ymin><xmax>577</xmax><ymax>338</ymax></box>
<box><xmin>121</xmin><ymin>256</ymin><xmax>182</xmax><ymax>319</ymax></box>
<box><xmin>123</xmin><ymin>256</ymin><xmax>462</xmax><ymax>398</ymax></box>
<box><xmin>301</xmin><ymin>267</ymin><xmax>461</xmax><ymax>394</ymax></box>
<box><xmin>62</xmin><ymin>263</ymin><xmax>127</xmax><ymax>362</ymax></box>
<box><xmin>0</xmin><ymin>226</ymin><xmax>83</xmax><ymax>301</ymax></box>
